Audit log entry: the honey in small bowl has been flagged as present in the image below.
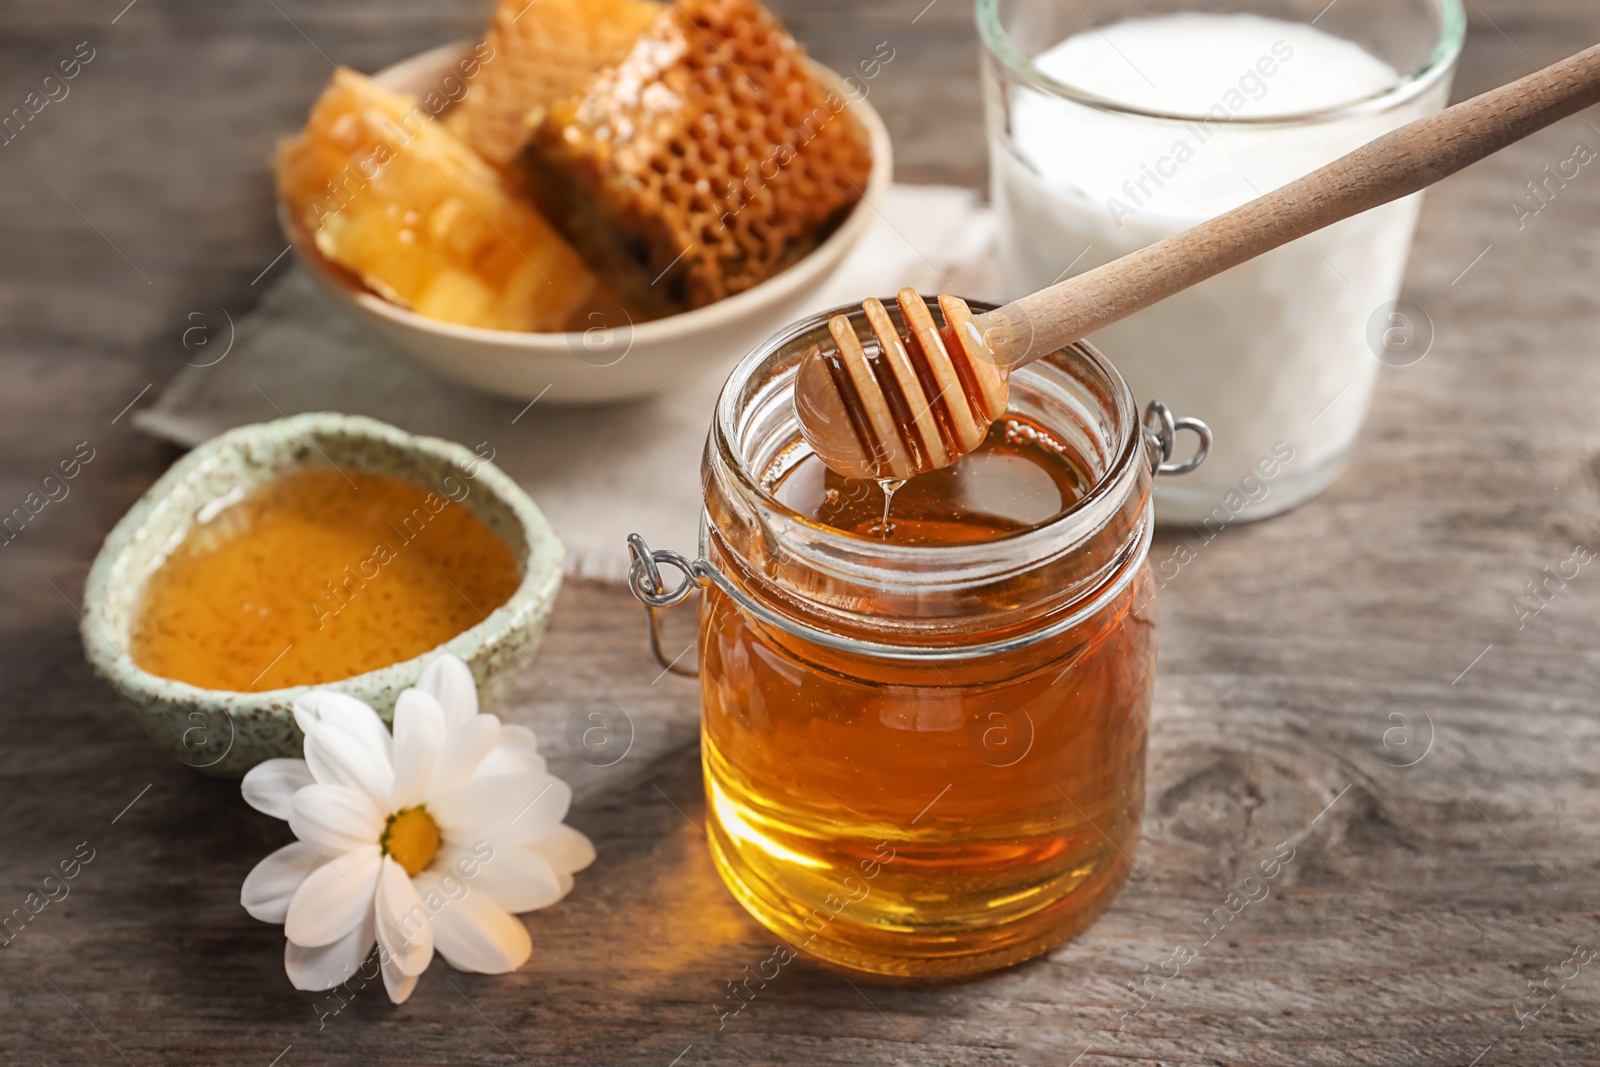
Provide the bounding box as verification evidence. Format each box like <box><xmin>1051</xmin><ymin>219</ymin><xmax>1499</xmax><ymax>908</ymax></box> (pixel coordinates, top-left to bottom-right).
<box><xmin>131</xmin><ymin>466</ymin><xmax>521</xmax><ymax>692</ymax></box>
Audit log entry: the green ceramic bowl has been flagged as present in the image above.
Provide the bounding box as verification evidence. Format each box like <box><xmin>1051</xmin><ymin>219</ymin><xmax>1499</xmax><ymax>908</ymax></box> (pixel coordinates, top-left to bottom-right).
<box><xmin>81</xmin><ymin>412</ymin><xmax>564</xmax><ymax>777</ymax></box>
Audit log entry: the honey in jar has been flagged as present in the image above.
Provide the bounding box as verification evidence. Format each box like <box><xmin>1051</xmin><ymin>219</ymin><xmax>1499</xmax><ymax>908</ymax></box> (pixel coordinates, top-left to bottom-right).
<box><xmin>686</xmin><ymin>297</ymin><xmax>1164</xmax><ymax>977</ymax></box>
<box><xmin>131</xmin><ymin>467</ymin><xmax>520</xmax><ymax>691</ymax></box>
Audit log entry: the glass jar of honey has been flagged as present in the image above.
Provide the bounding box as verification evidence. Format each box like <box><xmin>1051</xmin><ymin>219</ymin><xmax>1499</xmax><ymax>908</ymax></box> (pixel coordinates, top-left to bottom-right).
<box><xmin>628</xmin><ymin>297</ymin><xmax>1209</xmax><ymax>978</ymax></box>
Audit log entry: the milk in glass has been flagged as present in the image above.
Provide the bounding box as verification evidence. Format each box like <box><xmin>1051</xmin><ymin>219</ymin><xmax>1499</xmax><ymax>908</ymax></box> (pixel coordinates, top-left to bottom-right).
<box><xmin>992</xmin><ymin>13</ymin><xmax>1452</xmax><ymax>523</ymax></box>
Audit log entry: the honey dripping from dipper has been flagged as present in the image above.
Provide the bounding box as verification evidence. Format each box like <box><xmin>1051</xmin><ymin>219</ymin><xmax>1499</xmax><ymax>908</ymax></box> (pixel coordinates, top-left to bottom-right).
<box><xmin>772</xmin><ymin>419</ymin><xmax>1091</xmax><ymax>544</ymax></box>
<box><xmin>794</xmin><ymin>290</ymin><xmax>1012</xmax><ymax>486</ymax></box>
<box><xmin>790</xmin><ymin>289</ymin><xmax>1027</xmax><ymax>539</ymax></box>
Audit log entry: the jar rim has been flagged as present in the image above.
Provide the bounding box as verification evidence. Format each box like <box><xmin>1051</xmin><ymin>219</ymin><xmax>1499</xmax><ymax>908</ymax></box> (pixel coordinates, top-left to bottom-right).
<box><xmin>975</xmin><ymin>0</ymin><xmax>1465</xmax><ymax>126</ymax></box>
<box><xmin>710</xmin><ymin>296</ymin><xmax>1148</xmax><ymax>564</ymax></box>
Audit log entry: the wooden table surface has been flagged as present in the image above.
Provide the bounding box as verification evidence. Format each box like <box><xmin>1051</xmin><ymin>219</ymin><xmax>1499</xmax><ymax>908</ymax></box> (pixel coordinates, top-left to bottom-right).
<box><xmin>5</xmin><ymin>1</ymin><xmax>1600</xmax><ymax>1064</ymax></box>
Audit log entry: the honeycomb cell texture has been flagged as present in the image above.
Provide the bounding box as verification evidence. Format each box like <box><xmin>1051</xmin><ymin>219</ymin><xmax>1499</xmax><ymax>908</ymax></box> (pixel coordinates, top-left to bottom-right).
<box><xmin>516</xmin><ymin>0</ymin><xmax>875</xmax><ymax>318</ymax></box>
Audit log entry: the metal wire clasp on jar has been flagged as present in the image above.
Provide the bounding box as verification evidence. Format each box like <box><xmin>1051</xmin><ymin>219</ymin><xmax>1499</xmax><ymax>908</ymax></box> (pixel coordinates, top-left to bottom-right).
<box><xmin>626</xmin><ymin>297</ymin><xmax>1209</xmax><ymax>978</ymax></box>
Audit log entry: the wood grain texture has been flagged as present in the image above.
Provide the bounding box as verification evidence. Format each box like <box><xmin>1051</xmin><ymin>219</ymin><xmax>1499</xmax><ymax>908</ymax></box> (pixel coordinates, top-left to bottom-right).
<box><xmin>3</xmin><ymin>2</ymin><xmax>1600</xmax><ymax>1065</ymax></box>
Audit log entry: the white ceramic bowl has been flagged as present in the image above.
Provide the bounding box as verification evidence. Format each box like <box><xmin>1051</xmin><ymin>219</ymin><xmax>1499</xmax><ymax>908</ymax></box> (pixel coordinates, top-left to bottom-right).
<box><xmin>283</xmin><ymin>41</ymin><xmax>893</xmax><ymax>404</ymax></box>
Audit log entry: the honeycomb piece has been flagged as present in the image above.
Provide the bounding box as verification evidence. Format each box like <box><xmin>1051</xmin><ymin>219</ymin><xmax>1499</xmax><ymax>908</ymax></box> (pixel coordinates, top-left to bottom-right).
<box><xmin>277</xmin><ymin>69</ymin><xmax>601</xmax><ymax>332</ymax></box>
<box><xmin>515</xmin><ymin>0</ymin><xmax>875</xmax><ymax>317</ymax></box>
<box><xmin>444</xmin><ymin>0</ymin><xmax>662</xmax><ymax>168</ymax></box>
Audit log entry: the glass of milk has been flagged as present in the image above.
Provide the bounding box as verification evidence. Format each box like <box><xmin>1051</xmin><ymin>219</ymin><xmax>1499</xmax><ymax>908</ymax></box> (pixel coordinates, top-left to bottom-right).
<box><xmin>979</xmin><ymin>0</ymin><xmax>1464</xmax><ymax>524</ymax></box>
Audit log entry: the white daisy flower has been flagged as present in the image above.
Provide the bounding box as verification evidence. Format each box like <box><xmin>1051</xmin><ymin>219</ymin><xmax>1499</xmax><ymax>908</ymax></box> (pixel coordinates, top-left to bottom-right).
<box><xmin>238</xmin><ymin>654</ymin><xmax>594</xmax><ymax>1003</ymax></box>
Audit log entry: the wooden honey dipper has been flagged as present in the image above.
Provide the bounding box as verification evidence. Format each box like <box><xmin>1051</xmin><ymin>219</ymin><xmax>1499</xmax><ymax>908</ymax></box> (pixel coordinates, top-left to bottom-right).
<box><xmin>796</xmin><ymin>42</ymin><xmax>1600</xmax><ymax>481</ymax></box>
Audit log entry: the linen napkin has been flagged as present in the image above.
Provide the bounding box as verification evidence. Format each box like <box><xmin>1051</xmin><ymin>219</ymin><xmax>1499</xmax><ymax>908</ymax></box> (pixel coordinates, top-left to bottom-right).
<box><xmin>136</xmin><ymin>184</ymin><xmax>1000</xmax><ymax>581</ymax></box>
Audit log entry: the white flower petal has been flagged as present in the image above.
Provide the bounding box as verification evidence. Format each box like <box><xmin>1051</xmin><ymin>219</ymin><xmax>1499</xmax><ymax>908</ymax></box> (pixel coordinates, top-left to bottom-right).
<box><xmin>285</xmin><ymin>906</ymin><xmax>375</xmax><ymax>991</ymax></box>
<box><xmin>305</xmin><ymin>723</ymin><xmax>394</xmax><ymax>807</ymax></box>
<box><xmin>420</xmin><ymin>872</ymin><xmax>532</xmax><ymax>974</ymax></box>
<box><xmin>289</xmin><ymin>785</ymin><xmax>385</xmax><ymax>856</ymax></box>
<box><xmin>417</xmin><ymin>654</ymin><xmax>478</xmax><ymax>727</ymax></box>
<box><xmin>476</xmin><ymin>724</ymin><xmax>546</xmax><ymax>779</ymax></box>
<box><xmin>241</xmin><ymin>759</ymin><xmax>313</xmax><ymax>820</ymax></box>
<box><xmin>241</xmin><ymin>841</ymin><xmax>325</xmax><ymax>924</ymax></box>
<box><xmin>429</xmin><ymin>772</ymin><xmax>567</xmax><ymax>837</ymax></box>
<box><xmin>429</xmin><ymin>715</ymin><xmax>501</xmax><ymax>794</ymax></box>
<box><xmin>513</xmin><ymin>774</ymin><xmax>572</xmax><ymax>831</ymax></box>
<box><xmin>497</xmin><ymin>777</ymin><xmax>579</xmax><ymax>845</ymax></box>
<box><xmin>391</xmin><ymin>690</ymin><xmax>446</xmax><ymax>809</ymax></box>
<box><xmin>381</xmin><ymin>944</ymin><xmax>419</xmax><ymax>1004</ymax></box>
<box><xmin>526</xmin><ymin>824</ymin><xmax>596</xmax><ymax>875</ymax></box>
<box><xmin>293</xmin><ymin>691</ymin><xmax>393</xmax><ymax>760</ymax></box>
<box><xmin>375</xmin><ymin>857</ymin><xmax>434</xmax><ymax>978</ymax></box>
<box><xmin>422</xmin><ymin>841</ymin><xmax>493</xmax><ymax>888</ymax></box>
<box><xmin>495</xmin><ymin>723</ymin><xmax>541</xmax><ymax>757</ymax></box>
<box><xmin>284</xmin><ymin>844</ymin><xmax>382</xmax><ymax>948</ymax></box>
<box><xmin>472</xmin><ymin>748</ymin><xmax>545</xmax><ymax>784</ymax></box>
<box><xmin>438</xmin><ymin>843</ymin><xmax>564</xmax><ymax>915</ymax></box>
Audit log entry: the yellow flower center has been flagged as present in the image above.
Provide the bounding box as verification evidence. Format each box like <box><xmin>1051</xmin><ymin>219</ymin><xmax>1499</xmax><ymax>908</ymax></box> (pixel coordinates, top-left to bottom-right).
<box><xmin>381</xmin><ymin>806</ymin><xmax>440</xmax><ymax>877</ymax></box>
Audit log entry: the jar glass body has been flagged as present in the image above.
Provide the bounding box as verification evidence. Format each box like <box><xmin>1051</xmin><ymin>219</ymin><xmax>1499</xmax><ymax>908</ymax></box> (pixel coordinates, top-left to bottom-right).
<box><xmin>698</xmin><ymin>298</ymin><xmax>1156</xmax><ymax>977</ymax></box>
<box><xmin>980</xmin><ymin>0</ymin><xmax>1462</xmax><ymax>523</ymax></box>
